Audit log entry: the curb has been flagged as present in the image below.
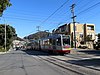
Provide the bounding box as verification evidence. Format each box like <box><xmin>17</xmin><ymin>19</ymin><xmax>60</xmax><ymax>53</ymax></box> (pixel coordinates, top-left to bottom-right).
<box><xmin>0</xmin><ymin>52</ymin><xmax>6</xmax><ymax>54</ymax></box>
<box><xmin>70</xmin><ymin>48</ymin><xmax>88</xmax><ymax>54</ymax></box>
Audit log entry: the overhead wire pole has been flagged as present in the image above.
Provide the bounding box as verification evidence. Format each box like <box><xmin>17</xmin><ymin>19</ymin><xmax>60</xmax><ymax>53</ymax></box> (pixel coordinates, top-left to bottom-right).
<box><xmin>3</xmin><ymin>17</ymin><xmax>7</xmax><ymax>52</ymax></box>
<box><xmin>36</xmin><ymin>26</ymin><xmax>41</xmax><ymax>50</ymax></box>
<box><xmin>36</xmin><ymin>26</ymin><xmax>40</xmax><ymax>32</ymax></box>
<box><xmin>71</xmin><ymin>4</ymin><xmax>76</xmax><ymax>48</ymax></box>
<box><xmin>5</xmin><ymin>22</ymin><xmax>7</xmax><ymax>52</ymax></box>
<box><xmin>36</xmin><ymin>26</ymin><xmax>41</xmax><ymax>39</ymax></box>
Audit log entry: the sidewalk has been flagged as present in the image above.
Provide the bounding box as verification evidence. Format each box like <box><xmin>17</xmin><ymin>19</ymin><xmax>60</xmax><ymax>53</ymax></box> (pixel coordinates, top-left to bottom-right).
<box><xmin>70</xmin><ymin>48</ymin><xmax>85</xmax><ymax>54</ymax></box>
<box><xmin>0</xmin><ymin>52</ymin><xmax>7</xmax><ymax>54</ymax></box>
<box><xmin>70</xmin><ymin>48</ymin><xmax>93</xmax><ymax>54</ymax></box>
<box><xmin>70</xmin><ymin>48</ymin><xmax>100</xmax><ymax>56</ymax></box>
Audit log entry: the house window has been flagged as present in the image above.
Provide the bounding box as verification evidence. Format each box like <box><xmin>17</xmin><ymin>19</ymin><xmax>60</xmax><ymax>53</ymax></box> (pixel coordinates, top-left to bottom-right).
<box><xmin>87</xmin><ymin>25</ymin><xmax>94</xmax><ymax>30</ymax></box>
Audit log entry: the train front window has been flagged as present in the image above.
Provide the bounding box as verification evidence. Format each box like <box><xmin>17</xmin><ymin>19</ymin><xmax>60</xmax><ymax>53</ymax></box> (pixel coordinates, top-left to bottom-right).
<box><xmin>63</xmin><ymin>36</ymin><xmax>70</xmax><ymax>46</ymax></box>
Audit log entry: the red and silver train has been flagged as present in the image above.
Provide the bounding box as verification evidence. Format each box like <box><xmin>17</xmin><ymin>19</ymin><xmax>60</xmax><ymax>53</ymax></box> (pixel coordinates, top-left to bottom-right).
<box><xmin>33</xmin><ymin>34</ymin><xmax>71</xmax><ymax>55</ymax></box>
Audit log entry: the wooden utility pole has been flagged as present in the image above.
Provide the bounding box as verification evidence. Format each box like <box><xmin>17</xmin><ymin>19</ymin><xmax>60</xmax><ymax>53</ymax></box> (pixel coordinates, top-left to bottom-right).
<box><xmin>36</xmin><ymin>26</ymin><xmax>40</xmax><ymax>32</ymax></box>
<box><xmin>71</xmin><ymin>4</ymin><xmax>76</xmax><ymax>48</ymax></box>
<box><xmin>36</xmin><ymin>26</ymin><xmax>41</xmax><ymax>50</ymax></box>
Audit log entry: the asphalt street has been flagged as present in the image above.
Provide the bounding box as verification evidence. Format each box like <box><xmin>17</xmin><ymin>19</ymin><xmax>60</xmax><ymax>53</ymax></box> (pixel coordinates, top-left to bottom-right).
<box><xmin>0</xmin><ymin>49</ymin><xmax>100</xmax><ymax>75</ymax></box>
<box><xmin>0</xmin><ymin>50</ymin><xmax>79</xmax><ymax>75</ymax></box>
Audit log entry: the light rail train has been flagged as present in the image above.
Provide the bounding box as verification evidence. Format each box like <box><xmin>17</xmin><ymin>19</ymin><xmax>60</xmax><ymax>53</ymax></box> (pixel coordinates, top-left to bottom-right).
<box><xmin>39</xmin><ymin>34</ymin><xmax>71</xmax><ymax>55</ymax></box>
<box><xmin>26</xmin><ymin>34</ymin><xmax>71</xmax><ymax>55</ymax></box>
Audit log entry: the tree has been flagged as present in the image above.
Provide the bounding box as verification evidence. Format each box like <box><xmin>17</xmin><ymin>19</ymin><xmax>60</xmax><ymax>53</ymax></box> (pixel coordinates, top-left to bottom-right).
<box><xmin>0</xmin><ymin>24</ymin><xmax>16</xmax><ymax>51</ymax></box>
<box><xmin>98</xmin><ymin>33</ymin><xmax>100</xmax><ymax>42</ymax></box>
<box><xmin>0</xmin><ymin>0</ymin><xmax>11</xmax><ymax>16</ymax></box>
<box><xmin>98</xmin><ymin>33</ymin><xmax>100</xmax><ymax>39</ymax></box>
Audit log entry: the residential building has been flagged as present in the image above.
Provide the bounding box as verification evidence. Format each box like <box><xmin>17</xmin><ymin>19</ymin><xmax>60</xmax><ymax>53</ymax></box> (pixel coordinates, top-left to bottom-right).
<box><xmin>84</xmin><ymin>23</ymin><xmax>95</xmax><ymax>42</ymax></box>
<box><xmin>52</xmin><ymin>23</ymin><xmax>95</xmax><ymax>48</ymax></box>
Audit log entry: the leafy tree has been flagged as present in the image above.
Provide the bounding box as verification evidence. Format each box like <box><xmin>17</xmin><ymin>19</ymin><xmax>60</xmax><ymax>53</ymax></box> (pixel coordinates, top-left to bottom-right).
<box><xmin>0</xmin><ymin>0</ymin><xmax>11</xmax><ymax>16</ymax></box>
<box><xmin>98</xmin><ymin>33</ymin><xmax>100</xmax><ymax>42</ymax></box>
<box><xmin>98</xmin><ymin>33</ymin><xmax>100</xmax><ymax>39</ymax></box>
<box><xmin>0</xmin><ymin>24</ymin><xmax>16</xmax><ymax>51</ymax></box>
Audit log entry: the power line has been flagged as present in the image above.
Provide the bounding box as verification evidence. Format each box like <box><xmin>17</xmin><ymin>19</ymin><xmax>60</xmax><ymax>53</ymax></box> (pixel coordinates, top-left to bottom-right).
<box><xmin>77</xmin><ymin>1</ymin><xmax>100</xmax><ymax>16</ymax></box>
<box><xmin>5</xmin><ymin>16</ymin><xmax>42</xmax><ymax>22</ymax></box>
<box><xmin>39</xmin><ymin>0</ymin><xmax>70</xmax><ymax>25</ymax></box>
<box><xmin>6</xmin><ymin>6</ymin><xmax>71</xmax><ymax>20</ymax></box>
<box><xmin>6</xmin><ymin>11</ymin><xmax>49</xmax><ymax>18</ymax></box>
<box><xmin>5</xmin><ymin>16</ymin><xmax>70</xmax><ymax>24</ymax></box>
<box><xmin>76</xmin><ymin>0</ymin><xmax>94</xmax><ymax>11</ymax></box>
<box><xmin>5</xmin><ymin>12</ymin><xmax>70</xmax><ymax>21</ymax></box>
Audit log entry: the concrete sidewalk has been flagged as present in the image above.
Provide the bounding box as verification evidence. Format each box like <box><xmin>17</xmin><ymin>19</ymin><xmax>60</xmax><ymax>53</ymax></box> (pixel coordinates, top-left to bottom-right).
<box><xmin>0</xmin><ymin>52</ymin><xmax>7</xmax><ymax>54</ymax></box>
<box><xmin>70</xmin><ymin>48</ymin><xmax>92</xmax><ymax>54</ymax></box>
<box><xmin>70</xmin><ymin>48</ymin><xmax>100</xmax><ymax>56</ymax></box>
<box><xmin>70</xmin><ymin>48</ymin><xmax>83</xmax><ymax>54</ymax></box>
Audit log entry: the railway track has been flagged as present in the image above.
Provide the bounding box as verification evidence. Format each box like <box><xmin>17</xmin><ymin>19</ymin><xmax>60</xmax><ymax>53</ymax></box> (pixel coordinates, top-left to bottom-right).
<box><xmin>33</xmin><ymin>55</ymin><xmax>100</xmax><ymax>75</ymax></box>
<box><xmin>51</xmin><ymin>55</ymin><xmax>100</xmax><ymax>71</ymax></box>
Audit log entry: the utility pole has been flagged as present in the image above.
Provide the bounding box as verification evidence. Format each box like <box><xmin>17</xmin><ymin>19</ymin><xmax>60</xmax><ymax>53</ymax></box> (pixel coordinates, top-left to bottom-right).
<box><xmin>36</xmin><ymin>26</ymin><xmax>41</xmax><ymax>39</ymax></box>
<box><xmin>5</xmin><ymin>23</ymin><xmax>7</xmax><ymax>52</ymax></box>
<box><xmin>36</xmin><ymin>26</ymin><xmax>40</xmax><ymax>32</ymax></box>
<box><xmin>36</xmin><ymin>26</ymin><xmax>41</xmax><ymax>50</ymax></box>
<box><xmin>3</xmin><ymin>17</ymin><xmax>7</xmax><ymax>52</ymax></box>
<box><xmin>71</xmin><ymin>4</ymin><xmax>76</xmax><ymax>48</ymax></box>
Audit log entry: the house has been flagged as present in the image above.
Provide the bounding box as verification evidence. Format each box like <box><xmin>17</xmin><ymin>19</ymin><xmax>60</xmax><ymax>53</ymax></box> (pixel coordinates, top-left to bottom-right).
<box><xmin>52</xmin><ymin>23</ymin><xmax>95</xmax><ymax>49</ymax></box>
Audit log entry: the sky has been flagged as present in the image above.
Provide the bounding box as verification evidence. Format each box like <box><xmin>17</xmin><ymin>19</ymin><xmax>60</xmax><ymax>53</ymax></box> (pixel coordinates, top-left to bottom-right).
<box><xmin>0</xmin><ymin>0</ymin><xmax>100</xmax><ymax>38</ymax></box>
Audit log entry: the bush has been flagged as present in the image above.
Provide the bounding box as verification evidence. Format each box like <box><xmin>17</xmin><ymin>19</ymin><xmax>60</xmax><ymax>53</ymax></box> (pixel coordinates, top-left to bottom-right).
<box><xmin>0</xmin><ymin>46</ymin><xmax>10</xmax><ymax>52</ymax></box>
<box><xmin>0</xmin><ymin>46</ymin><xmax>5</xmax><ymax>52</ymax></box>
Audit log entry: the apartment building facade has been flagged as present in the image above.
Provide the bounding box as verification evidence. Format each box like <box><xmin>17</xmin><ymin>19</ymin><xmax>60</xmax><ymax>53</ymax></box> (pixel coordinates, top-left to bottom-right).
<box><xmin>52</xmin><ymin>23</ymin><xmax>95</xmax><ymax>48</ymax></box>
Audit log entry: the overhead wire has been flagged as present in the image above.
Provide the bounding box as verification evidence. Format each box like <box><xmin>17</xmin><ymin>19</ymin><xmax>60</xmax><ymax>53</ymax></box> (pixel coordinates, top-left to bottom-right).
<box><xmin>5</xmin><ymin>16</ymin><xmax>68</xmax><ymax>26</ymax></box>
<box><xmin>3</xmin><ymin>0</ymin><xmax>71</xmax><ymax>29</ymax></box>
<box><xmin>5</xmin><ymin>10</ymin><xmax>71</xmax><ymax>23</ymax></box>
<box><xmin>23</xmin><ymin>0</ymin><xmax>70</xmax><ymax>36</ymax></box>
<box><xmin>7</xmin><ymin>0</ymin><xmax>100</xmax><ymax>37</ymax></box>
<box><xmin>76</xmin><ymin>0</ymin><xmax>94</xmax><ymax>12</ymax></box>
<box><xmin>49</xmin><ymin>0</ymin><xmax>83</xmax><ymax>28</ymax></box>
<box><xmin>39</xmin><ymin>0</ymin><xmax>70</xmax><ymax>26</ymax></box>
<box><xmin>53</xmin><ymin>0</ymin><xmax>100</xmax><ymax>28</ymax></box>
<box><xmin>76</xmin><ymin>1</ymin><xmax>100</xmax><ymax>16</ymax></box>
<box><xmin>5</xmin><ymin>16</ymin><xmax>42</xmax><ymax>22</ymax></box>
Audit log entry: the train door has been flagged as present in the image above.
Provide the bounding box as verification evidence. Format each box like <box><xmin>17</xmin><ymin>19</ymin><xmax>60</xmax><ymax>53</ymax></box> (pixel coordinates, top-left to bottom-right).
<box><xmin>56</xmin><ymin>37</ymin><xmax>62</xmax><ymax>50</ymax></box>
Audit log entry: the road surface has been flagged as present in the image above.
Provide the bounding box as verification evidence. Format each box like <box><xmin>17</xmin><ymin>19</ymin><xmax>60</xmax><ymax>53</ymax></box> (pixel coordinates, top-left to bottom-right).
<box><xmin>0</xmin><ymin>49</ymin><xmax>100</xmax><ymax>75</ymax></box>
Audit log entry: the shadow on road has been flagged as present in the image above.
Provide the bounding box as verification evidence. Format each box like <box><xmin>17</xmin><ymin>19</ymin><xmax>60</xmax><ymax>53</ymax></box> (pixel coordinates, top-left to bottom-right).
<box><xmin>22</xmin><ymin>50</ymin><xmax>100</xmax><ymax>68</ymax></box>
<box><xmin>78</xmin><ymin>50</ymin><xmax>100</xmax><ymax>56</ymax></box>
<box><xmin>67</xmin><ymin>58</ymin><xmax>100</xmax><ymax>68</ymax></box>
<box><xmin>68</xmin><ymin>50</ymin><xmax>100</xmax><ymax>67</ymax></box>
<box><xmin>22</xmin><ymin>50</ymin><xmax>57</xmax><ymax>56</ymax></box>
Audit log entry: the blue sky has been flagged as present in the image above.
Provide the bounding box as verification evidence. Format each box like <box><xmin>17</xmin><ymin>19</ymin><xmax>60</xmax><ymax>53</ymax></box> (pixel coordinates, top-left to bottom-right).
<box><xmin>0</xmin><ymin>0</ymin><xmax>100</xmax><ymax>38</ymax></box>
